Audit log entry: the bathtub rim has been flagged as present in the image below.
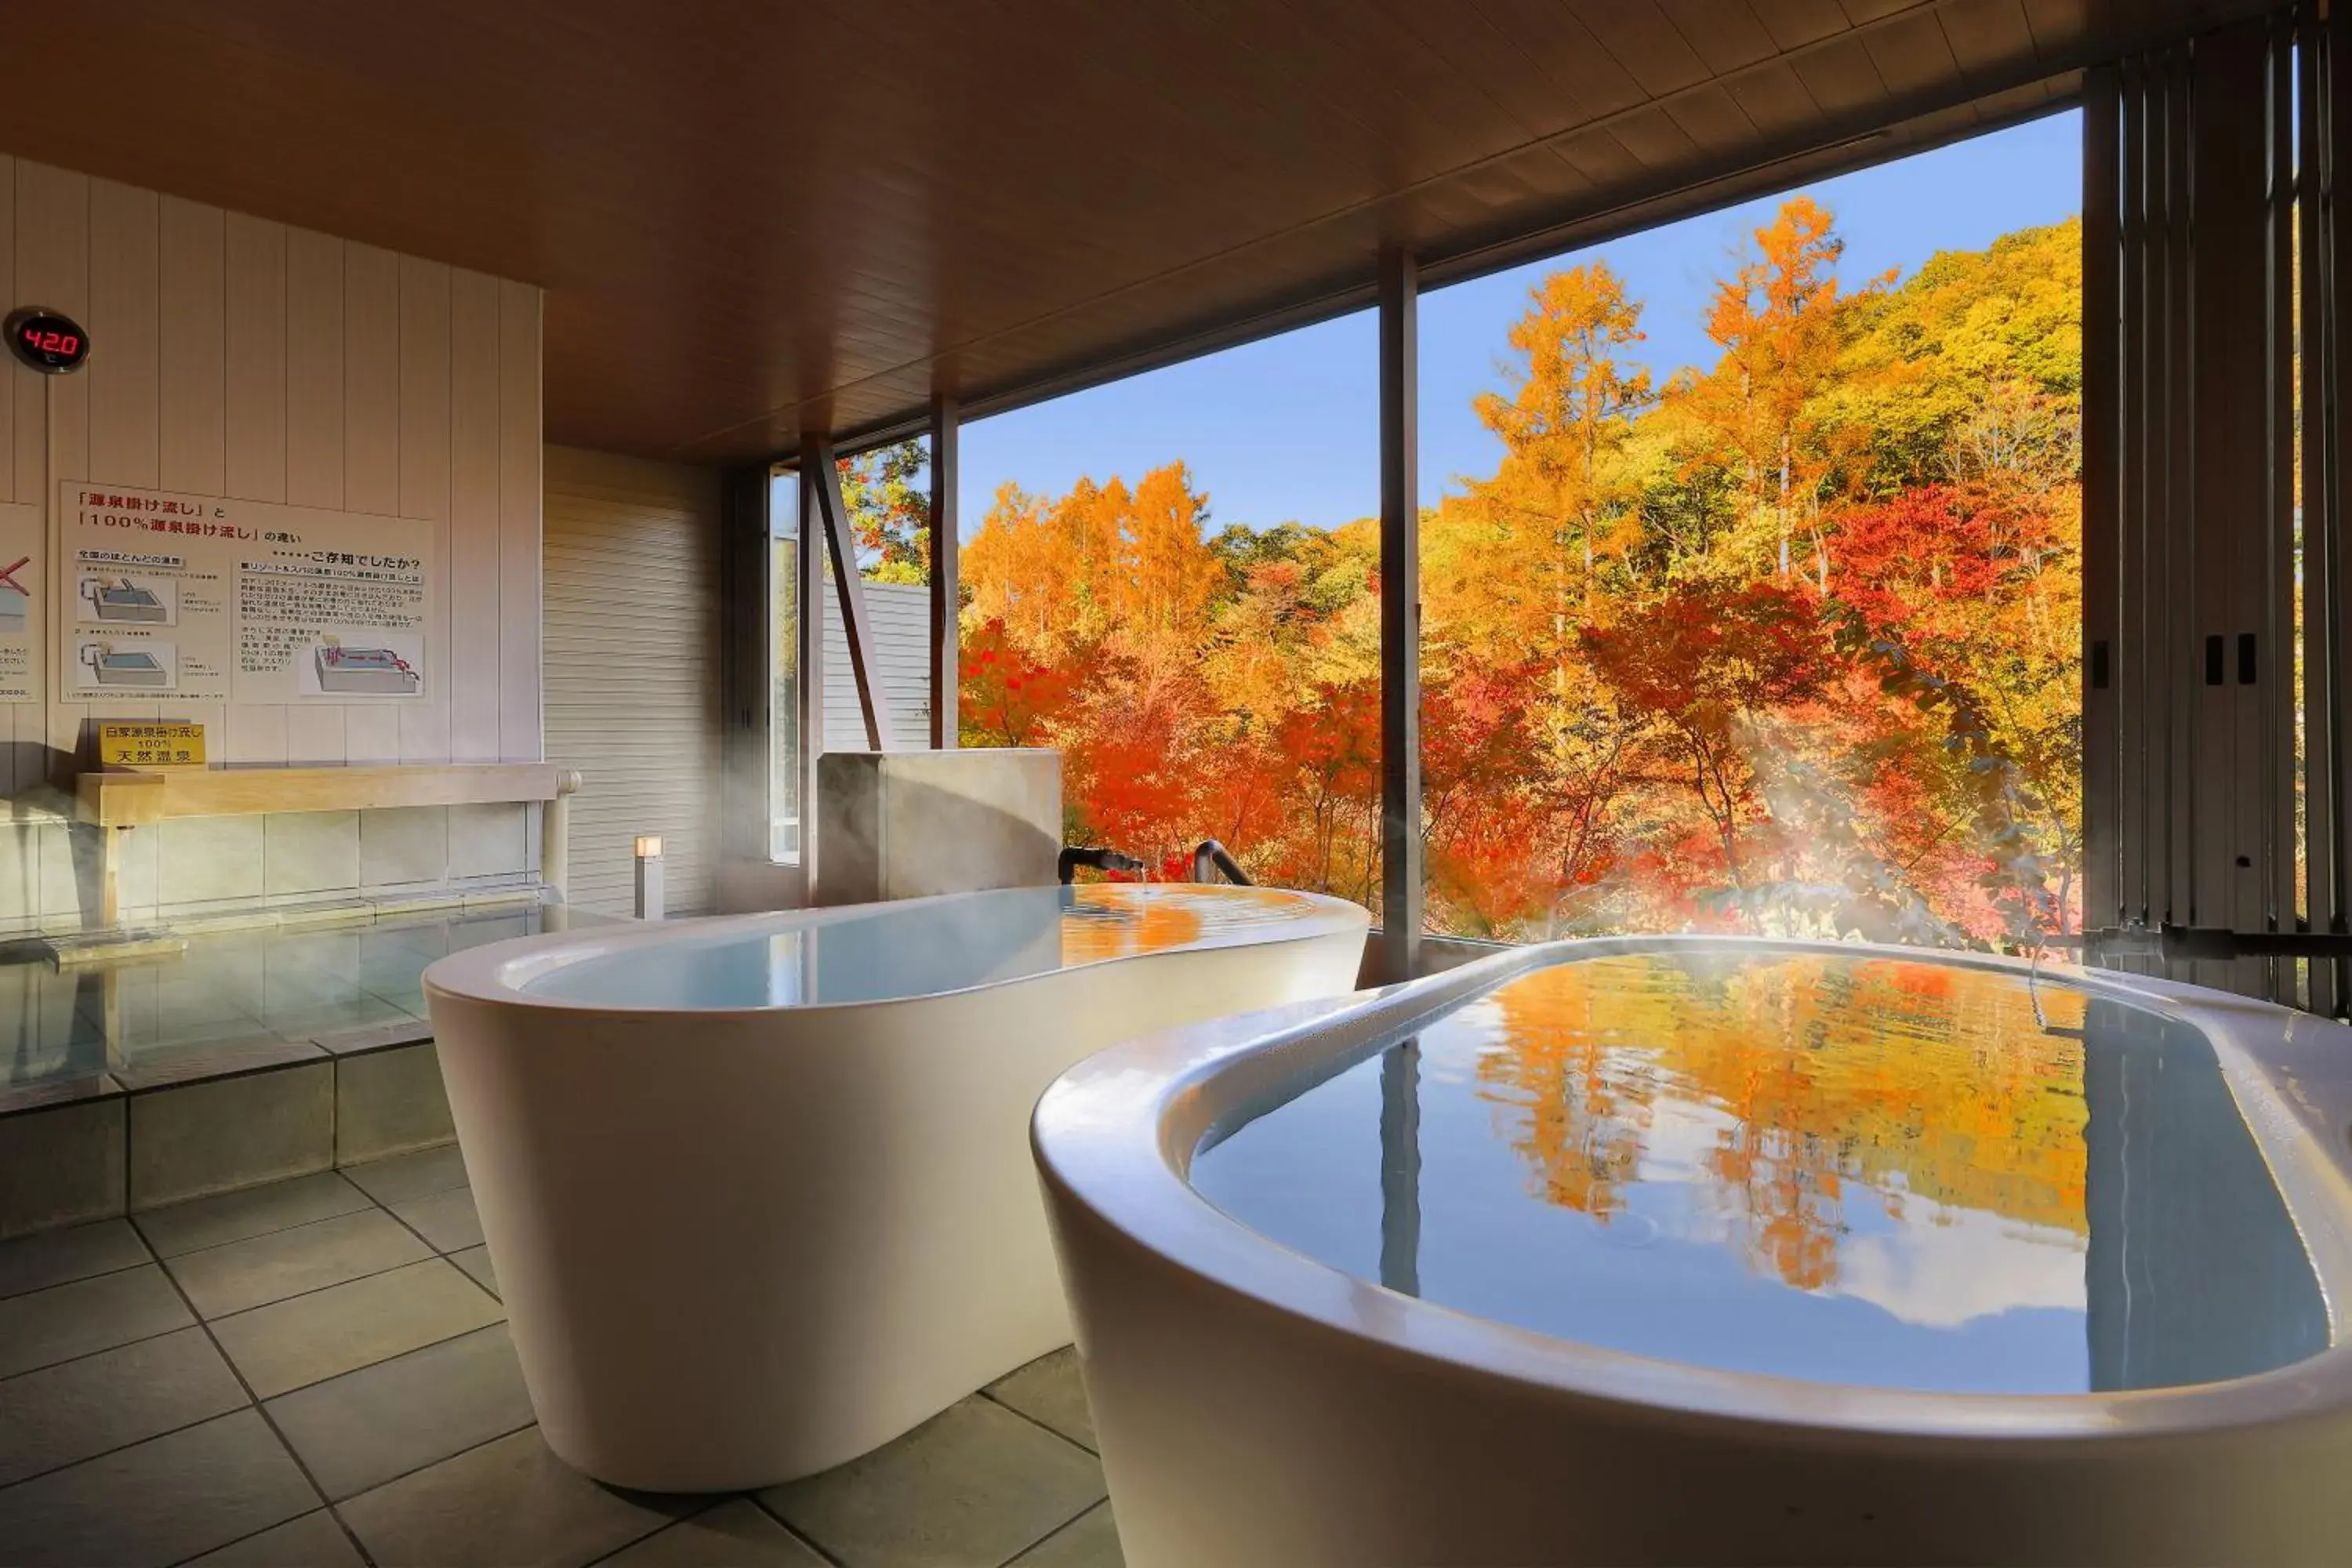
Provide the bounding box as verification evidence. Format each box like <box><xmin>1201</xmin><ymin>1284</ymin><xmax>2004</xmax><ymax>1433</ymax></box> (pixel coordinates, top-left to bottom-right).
<box><xmin>1031</xmin><ymin>932</ymin><xmax>2352</xmax><ymax>1446</ymax></box>
<box><xmin>421</xmin><ymin>882</ymin><xmax>1370</xmax><ymax>1018</ymax></box>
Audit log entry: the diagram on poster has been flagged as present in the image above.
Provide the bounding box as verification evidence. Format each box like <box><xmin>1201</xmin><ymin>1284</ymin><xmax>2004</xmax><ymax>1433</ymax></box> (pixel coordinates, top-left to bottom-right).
<box><xmin>57</xmin><ymin>484</ymin><xmax>434</xmax><ymax>704</ymax></box>
<box><xmin>0</xmin><ymin>503</ymin><xmax>42</xmax><ymax>702</ymax></box>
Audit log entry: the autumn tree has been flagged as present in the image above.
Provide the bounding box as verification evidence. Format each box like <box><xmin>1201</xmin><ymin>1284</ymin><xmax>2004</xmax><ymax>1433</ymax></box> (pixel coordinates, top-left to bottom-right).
<box><xmin>1669</xmin><ymin>197</ymin><xmax>1872</xmax><ymax>588</ymax></box>
<box><xmin>836</xmin><ymin>440</ymin><xmax>931</xmax><ymax>584</ymax></box>
<box><xmin>1472</xmin><ymin>261</ymin><xmax>1655</xmax><ymax>591</ymax></box>
<box><xmin>1579</xmin><ymin>579</ymin><xmax>1827</xmax><ymax>894</ymax></box>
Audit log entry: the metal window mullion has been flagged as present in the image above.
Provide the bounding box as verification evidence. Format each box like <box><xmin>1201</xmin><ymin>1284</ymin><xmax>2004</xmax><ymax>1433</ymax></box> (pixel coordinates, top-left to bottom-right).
<box><xmin>796</xmin><ymin>464</ymin><xmax>826</xmax><ymax>891</ymax></box>
<box><xmin>2265</xmin><ymin>15</ymin><xmax>2300</xmax><ymax>1002</ymax></box>
<box><xmin>1378</xmin><ymin>247</ymin><xmax>1423</xmax><ymax>984</ymax></box>
<box><xmin>2164</xmin><ymin>46</ymin><xmax>2198</xmax><ymax>978</ymax></box>
<box><xmin>928</xmin><ymin>396</ymin><xmax>960</xmax><ymax>750</ymax></box>
<box><xmin>2328</xmin><ymin>0</ymin><xmax>2352</xmax><ymax>1011</ymax></box>
<box><xmin>2083</xmin><ymin>66</ymin><xmax>2123</xmax><ymax>939</ymax></box>
<box><xmin>2301</xmin><ymin>10</ymin><xmax>2339</xmax><ymax>1014</ymax></box>
<box><xmin>2119</xmin><ymin>56</ymin><xmax>2152</xmax><ymax>949</ymax></box>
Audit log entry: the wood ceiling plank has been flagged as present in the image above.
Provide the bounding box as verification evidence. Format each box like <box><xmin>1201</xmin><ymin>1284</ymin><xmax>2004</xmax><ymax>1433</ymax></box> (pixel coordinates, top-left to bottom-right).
<box><xmin>1864</xmin><ymin>7</ymin><xmax>1967</xmax><ymax>97</ymax></box>
<box><xmin>1665</xmin><ymin>85</ymin><xmax>1767</xmax><ymax>157</ymax></box>
<box><xmin>1600</xmin><ymin>105</ymin><xmax>1708</xmax><ymax>173</ymax></box>
<box><xmin>0</xmin><ymin>0</ymin><xmax>2224</xmax><ymax>463</ymax></box>
<box><xmin>1466</xmin><ymin>0</ymin><xmax>1649</xmax><ymax>122</ymax></box>
<box><xmin>2020</xmin><ymin>0</ymin><xmax>2093</xmax><ymax>56</ymax></box>
<box><xmin>1751</xmin><ymin>0</ymin><xmax>1862</xmax><ymax>51</ymax></box>
<box><xmin>1791</xmin><ymin>31</ymin><xmax>1896</xmax><ymax>117</ymax></box>
<box><xmin>1727</xmin><ymin>60</ymin><xmax>1830</xmax><ymax>135</ymax></box>
<box><xmin>1938</xmin><ymin>0</ymin><xmax>2042</xmax><ymax>78</ymax></box>
<box><xmin>1656</xmin><ymin>2</ymin><xmax>1784</xmax><ymax>75</ymax></box>
<box><xmin>1568</xmin><ymin>1</ymin><xmax>1714</xmax><ymax>98</ymax></box>
<box><xmin>1839</xmin><ymin>0</ymin><xmax>1924</xmax><ymax>24</ymax></box>
<box><xmin>1356</xmin><ymin>0</ymin><xmax>1594</xmax><ymax>140</ymax></box>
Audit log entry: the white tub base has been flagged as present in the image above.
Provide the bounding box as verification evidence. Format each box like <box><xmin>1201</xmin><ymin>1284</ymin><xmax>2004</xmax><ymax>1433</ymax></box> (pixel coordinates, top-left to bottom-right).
<box><xmin>425</xmin><ymin>886</ymin><xmax>1365</xmax><ymax>1491</ymax></box>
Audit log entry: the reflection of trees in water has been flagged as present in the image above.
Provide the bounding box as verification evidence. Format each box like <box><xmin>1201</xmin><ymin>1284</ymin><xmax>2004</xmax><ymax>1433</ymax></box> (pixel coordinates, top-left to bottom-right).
<box><xmin>1475</xmin><ymin>956</ymin><xmax>2089</xmax><ymax>1292</ymax></box>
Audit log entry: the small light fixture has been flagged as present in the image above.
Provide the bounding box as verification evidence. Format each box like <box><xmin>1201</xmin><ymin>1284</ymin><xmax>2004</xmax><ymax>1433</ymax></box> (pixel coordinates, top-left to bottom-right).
<box><xmin>634</xmin><ymin>836</ymin><xmax>665</xmax><ymax>921</ymax></box>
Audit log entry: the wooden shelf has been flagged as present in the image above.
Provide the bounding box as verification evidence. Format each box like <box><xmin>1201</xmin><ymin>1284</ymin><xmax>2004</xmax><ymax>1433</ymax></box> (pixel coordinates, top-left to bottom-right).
<box><xmin>78</xmin><ymin>763</ymin><xmax>581</xmax><ymax>828</ymax></box>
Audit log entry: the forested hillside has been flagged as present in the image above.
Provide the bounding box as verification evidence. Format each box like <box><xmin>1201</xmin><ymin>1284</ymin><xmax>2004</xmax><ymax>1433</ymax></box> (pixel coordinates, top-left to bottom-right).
<box><xmin>867</xmin><ymin>197</ymin><xmax>2082</xmax><ymax>945</ymax></box>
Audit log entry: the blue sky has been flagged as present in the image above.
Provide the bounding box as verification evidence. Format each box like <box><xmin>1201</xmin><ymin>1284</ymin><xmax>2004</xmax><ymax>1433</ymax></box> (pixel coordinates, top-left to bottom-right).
<box><xmin>956</xmin><ymin>109</ymin><xmax>2084</xmax><ymax>538</ymax></box>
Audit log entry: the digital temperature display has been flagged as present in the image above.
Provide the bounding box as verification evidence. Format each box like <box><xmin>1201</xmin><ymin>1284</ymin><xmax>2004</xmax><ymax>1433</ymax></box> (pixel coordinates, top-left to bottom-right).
<box><xmin>5</xmin><ymin>307</ymin><xmax>89</xmax><ymax>374</ymax></box>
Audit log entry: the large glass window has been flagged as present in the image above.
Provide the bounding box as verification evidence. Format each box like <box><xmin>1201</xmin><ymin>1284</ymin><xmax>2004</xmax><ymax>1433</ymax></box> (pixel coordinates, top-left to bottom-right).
<box><xmin>822</xmin><ymin>439</ymin><xmax>934</xmax><ymax>749</ymax></box>
<box><xmin>956</xmin><ymin>319</ymin><xmax>1381</xmax><ymax>900</ymax></box>
<box><xmin>770</xmin><ymin>442</ymin><xmax>938</xmax><ymax>866</ymax></box>
<box><xmin>1417</xmin><ymin>114</ymin><xmax>2084</xmax><ymax>949</ymax></box>
<box><xmin>929</xmin><ymin>117</ymin><xmax>2083</xmax><ymax>954</ymax></box>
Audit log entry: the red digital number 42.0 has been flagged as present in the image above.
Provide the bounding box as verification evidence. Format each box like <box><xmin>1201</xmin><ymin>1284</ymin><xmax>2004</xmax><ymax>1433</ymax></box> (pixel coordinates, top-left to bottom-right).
<box><xmin>24</xmin><ymin>328</ymin><xmax>76</xmax><ymax>354</ymax></box>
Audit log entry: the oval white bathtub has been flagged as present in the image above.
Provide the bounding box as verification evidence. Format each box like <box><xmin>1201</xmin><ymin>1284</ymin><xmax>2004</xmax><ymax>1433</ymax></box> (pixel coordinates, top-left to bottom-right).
<box><xmin>1033</xmin><ymin>936</ymin><xmax>2352</xmax><ymax>1566</ymax></box>
<box><xmin>422</xmin><ymin>881</ymin><xmax>1367</xmax><ymax>1492</ymax></box>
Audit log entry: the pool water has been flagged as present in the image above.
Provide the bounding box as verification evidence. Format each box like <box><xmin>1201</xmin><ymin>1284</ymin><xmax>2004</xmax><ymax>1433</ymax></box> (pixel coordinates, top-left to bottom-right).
<box><xmin>1191</xmin><ymin>950</ymin><xmax>2330</xmax><ymax>1395</ymax></box>
<box><xmin>521</xmin><ymin>883</ymin><xmax>1330</xmax><ymax>1008</ymax></box>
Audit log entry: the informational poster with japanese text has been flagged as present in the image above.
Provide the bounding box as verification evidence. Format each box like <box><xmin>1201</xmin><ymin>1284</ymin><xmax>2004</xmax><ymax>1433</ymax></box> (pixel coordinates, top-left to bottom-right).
<box><xmin>0</xmin><ymin>503</ymin><xmax>42</xmax><ymax>703</ymax></box>
<box><xmin>56</xmin><ymin>484</ymin><xmax>433</xmax><ymax>705</ymax></box>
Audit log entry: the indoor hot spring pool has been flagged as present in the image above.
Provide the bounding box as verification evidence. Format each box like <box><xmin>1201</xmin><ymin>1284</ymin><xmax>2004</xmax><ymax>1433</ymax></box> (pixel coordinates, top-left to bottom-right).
<box><xmin>1033</xmin><ymin>938</ymin><xmax>2352</xmax><ymax>1566</ymax></box>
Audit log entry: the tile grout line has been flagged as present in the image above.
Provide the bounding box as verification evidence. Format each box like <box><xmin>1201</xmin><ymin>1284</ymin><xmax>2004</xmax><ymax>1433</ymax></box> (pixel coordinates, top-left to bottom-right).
<box><xmin>0</xmin><ymin>1252</ymin><xmax>151</xmax><ymax>1305</ymax></box>
<box><xmin>975</xmin><ymin>1386</ymin><xmax>1102</xmax><ymax>1457</ymax></box>
<box><xmin>0</xmin><ymin>1314</ymin><xmax>206</xmax><ymax>1388</ymax></box>
<box><xmin>138</xmin><ymin>1181</ymin><xmax>380</xmax><ymax>1261</ymax></box>
<box><xmin>998</xmin><ymin>1498</ymin><xmax>1112</xmax><ymax>1568</ymax></box>
<box><xmin>741</xmin><ymin>1492</ymin><xmax>849</xmax><ymax>1568</ymax></box>
<box><xmin>575</xmin><ymin>1495</ymin><xmax>734</xmax><ymax>1568</ymax></box>
<box><xmin>365</xmin><ymin>1177</ymin><xmax>478</xmax><ymax>1262</ymax></box>
<box><xmin>136</xmin><ymin>1198</ymin><xmax>383</xmax><ymax>1568</ymax></box>
<box><xmin>162</xmin><ymin>1238</ymin><xmax>457</xmax><ymax>1328</ymax></box>
<box><xmin>0</xmin><ymin>1375</ymin><xmax>257</xmax><ymax>1494</ymax></box>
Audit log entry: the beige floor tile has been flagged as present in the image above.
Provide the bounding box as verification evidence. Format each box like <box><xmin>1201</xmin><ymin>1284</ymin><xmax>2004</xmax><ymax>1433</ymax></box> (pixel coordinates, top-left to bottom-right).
<box><xmin>132</xmin><ymin>1171</ymin><xmax>372</xmax><ymax>1258</ymax></box>
<box><xmin>450</xmin><ymin>1243</ymin><xmax>499</xmax><ymax>1298</ymax></box>
<box><xmin>186</xmin><ymin>1508</ymin><xmax>368</xmax><ymax>1566</ymax></box>
<box><xmin>389</xmin><ymin>1185</ymin><xmax>485</xmax><ymax>1253</ymax></box>
<box><xmin>0</xmin><ymin>1409</ymin><xmax>315</xmax><ymax>1567</ymax></box>
<box><xmin>0</xmin><ymin>1264</ymin><xmax>193</xmax><ymax>1380</ymax></box>
<box><xmin>210</xmin><ymin>1258</ymin><xmax>503</xmax><ymax>1399</ymax></box>
<box><xmin>267</xmin><ymin>1324</ymin><xmax>534</xmax><ymax>1500</ymax></box>
<box><xmin>0</xmin><ymin>1218</ymin><xmax>149</xmax><ymax>1301</ymax></box>
<box><xmin>336</xmin><ymin>1427</ymin><xmax>691</xmax><ymax>1568</ymax></box>
<box><xmin>165</xmin><ymin>1209</ymin><xmax>430</xmax><ymax>1319</ymax></box>
<box><xmin>339</xmin><ymin>1144</ymin><xmax>468</xmax><ymax>1205</ymax></box>
<box><xmin>0</xmin><ymin>1327</ymin><xmax>248</xmax><ymax>1487</ymax></box>
<box><xmin>986</xmin><ymin>1346</ymin><xmax>1098</xmax><ymax>1452</ymax></box>
<box><xmin>761</xmin><ymin>1396</ymin><xmax>1106</xmax><ymax>1568</ymax></box>
<box><xmin>1008</xmin><ymin>1501</ymin><xmax>1123</xmax><ymax>1567</ymax></box>
<box><xmin>597</xmin><ymin>1497</ymin><xmax>829</xmax><ymax>1566</ymax></box>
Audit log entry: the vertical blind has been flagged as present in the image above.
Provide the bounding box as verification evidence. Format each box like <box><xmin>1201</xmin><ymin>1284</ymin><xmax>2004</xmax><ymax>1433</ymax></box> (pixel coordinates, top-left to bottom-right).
<box><xmin>2085</xmin><ymin>4</ymin><xmax>2350</xmax><ymax>1009</ymax></box>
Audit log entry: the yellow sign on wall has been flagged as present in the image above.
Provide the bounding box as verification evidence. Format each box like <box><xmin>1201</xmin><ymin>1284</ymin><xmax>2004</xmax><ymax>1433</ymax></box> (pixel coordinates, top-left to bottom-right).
<box><xmin>96</xmin><ymin>721</ymin><xmax>206</xmax><ymax>769</ymax></box>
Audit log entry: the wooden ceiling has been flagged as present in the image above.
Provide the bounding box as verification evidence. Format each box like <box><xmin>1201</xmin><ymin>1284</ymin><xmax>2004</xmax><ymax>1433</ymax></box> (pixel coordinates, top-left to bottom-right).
<box><xmin>0</xmin><ymin>0</ymin><xmax>2270</xmax><ymax>464</ymax></box>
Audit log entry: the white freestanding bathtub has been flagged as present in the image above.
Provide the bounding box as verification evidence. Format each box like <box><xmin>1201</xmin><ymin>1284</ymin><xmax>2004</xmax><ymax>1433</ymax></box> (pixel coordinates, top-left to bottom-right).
<box><xmin>1033</xmin><ymin>936</ymin><xmax>2352</xmax><ymax>1566</ymax></box>
<box><xmin>422</xmin><ymin>882</ymin><xmax>1367</xmax><ymax>1492</ymax></box>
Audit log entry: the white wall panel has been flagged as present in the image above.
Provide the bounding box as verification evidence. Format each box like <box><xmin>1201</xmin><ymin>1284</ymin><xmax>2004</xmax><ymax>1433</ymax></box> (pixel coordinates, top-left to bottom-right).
<box><xmin>543</xmin><ymin>446</ymin><xmax>720</xmax><ymax>916</ymax></box>
<box><xmin>0</xmin><ymin>153</ymin><xmax>544</xmax><ymax>924</ymax></box>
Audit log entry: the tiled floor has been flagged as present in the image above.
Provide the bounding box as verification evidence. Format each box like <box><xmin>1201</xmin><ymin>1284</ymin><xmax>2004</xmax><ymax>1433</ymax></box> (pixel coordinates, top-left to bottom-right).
<box><xmin>0</xmin><ymin>1154</ymin><xmax>1122</xmax><ymax>1567</ymax></box>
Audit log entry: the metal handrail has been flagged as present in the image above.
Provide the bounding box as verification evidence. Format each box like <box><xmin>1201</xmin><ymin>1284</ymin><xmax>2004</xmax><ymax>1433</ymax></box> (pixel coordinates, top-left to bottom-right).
<box><xmin>1192</xmin><ymin>840</ymin><xmax>1252</xmax><ymax>886</ymax></box>
<box><xmin>1059</xmin><ymin>845</ymin><xmax>1146</xmax><ymax>884</ymax></box>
